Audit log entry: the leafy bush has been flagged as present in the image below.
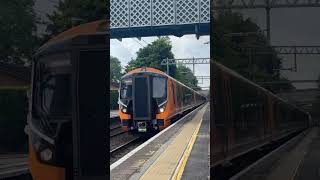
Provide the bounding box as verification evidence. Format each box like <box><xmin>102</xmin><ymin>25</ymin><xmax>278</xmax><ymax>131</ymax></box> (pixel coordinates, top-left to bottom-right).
<box><xmin>110</xmin><ymin>90</ymin><xmax>118</xmax><ymax>110</ymax></box>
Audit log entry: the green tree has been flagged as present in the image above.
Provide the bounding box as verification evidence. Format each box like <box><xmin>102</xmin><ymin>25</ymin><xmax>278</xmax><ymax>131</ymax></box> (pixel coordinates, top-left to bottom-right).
<box><xmin>44</xmin><ymin>0</ymin><xmax>107</xmax><ymax>41</ymax></box>
<box><xmin>212</xmin><ymin>12</ymin><xmax>293</xmax><ymax>92</ymax></box>
<box><xmin>110</xmin><ymin>56</ymin><xmax>122</xmax><ymax>83</ymax></box>
<box><xmin>0</xmin><ymin>0</ymin><xmax>38</xmax><ymax>65</ymax></box>
<box><xmin>175</xmin><ymin>65</ymin><xmax>200</xmax><ymax>89</ymax></box>
<box><xmin>125</xmin><ymin>37</ymin><xmax>176</xmax><ymax>77</ymax></box>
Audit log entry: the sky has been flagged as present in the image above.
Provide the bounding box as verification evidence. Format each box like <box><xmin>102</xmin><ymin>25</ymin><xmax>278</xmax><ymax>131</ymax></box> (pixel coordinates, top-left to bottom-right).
<box><xmin>34</xmin><ymin>0</ymin><xmax>211</xmax><ymax>90</ymax></box>
<box><xmin>34</xmin><ymin>0</ymin><xmax>57</xmax><ymax>37</ymax></box>
<box><xmin>110</xmin><ymin>36</ymin><xmax>210</xmax><ymax>89</ymax></box>
<box><xmin>235</xmin><ymin>8</ymin><xmax>320</xmax><ymax>89</ymax></box>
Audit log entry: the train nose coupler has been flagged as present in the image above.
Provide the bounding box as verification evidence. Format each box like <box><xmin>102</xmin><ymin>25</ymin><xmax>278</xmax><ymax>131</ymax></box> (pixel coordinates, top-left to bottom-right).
<box><xmin>138</xmin><ymin>121</ymin><xmax>147</xmax><ymax>132</ymax></box>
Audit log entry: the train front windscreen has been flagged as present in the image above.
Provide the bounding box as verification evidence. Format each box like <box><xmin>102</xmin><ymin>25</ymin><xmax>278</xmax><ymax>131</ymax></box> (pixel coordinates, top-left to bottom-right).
<box><xmin>29</xmin><ymin>53</ymin><xmax>72</xmax><ymax>166</ymax></box>
<box><xmin>119</xmin><ymin>74</ymin><xmax>167</xmax><ymax>131</ymax></box>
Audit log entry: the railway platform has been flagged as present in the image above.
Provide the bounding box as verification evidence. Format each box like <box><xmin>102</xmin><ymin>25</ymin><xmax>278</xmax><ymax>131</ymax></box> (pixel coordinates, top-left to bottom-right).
<box><xmin>110</xmin><ymin>103</ymin><xmax>210</xmax><ymax>180</ymax></box>
<box><xmin>266</xmin><ymin>126</ymin><xmax>320</xmax><ymax>180</ymax></box>
<box><xmin>231</xmin><ymin>121</ymin><xmax>320</xmax><ymax>180</ymax></box>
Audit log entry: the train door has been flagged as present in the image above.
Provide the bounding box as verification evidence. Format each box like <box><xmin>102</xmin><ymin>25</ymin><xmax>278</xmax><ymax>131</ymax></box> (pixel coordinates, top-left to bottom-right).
<box><xmin>72</xmin><ymin>45</ymin><xmax>108</xmax><ymax>180</ymax></box>
<box><xmin>132</xmin><ymin>74</ymin><xmax>152</xmax><ymax>132</ymax></box>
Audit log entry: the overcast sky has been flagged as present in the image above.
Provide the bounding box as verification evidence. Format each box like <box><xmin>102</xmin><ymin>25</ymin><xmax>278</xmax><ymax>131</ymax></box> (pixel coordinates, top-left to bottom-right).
<box><xmin>236</xmin><ymin>8</ymin><xmax>320</xmax><ymax>89</ymax></box>
<box><xmin>34</xmin><ymin>0</ymin><xmax>57</xmax><ymax>36</ymax></box>
<box><xmin>110</xmin><ymin>36</ymin><xmax>210</xmax><ymax>89</ymax></box>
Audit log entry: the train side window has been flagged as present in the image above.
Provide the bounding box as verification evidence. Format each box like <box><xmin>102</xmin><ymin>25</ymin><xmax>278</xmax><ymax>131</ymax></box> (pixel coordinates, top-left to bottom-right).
<box><xmin>183</xmin><ymin>88</ymin><xmax>191</xmax><ymax>105</ymax></box>
<box><xmin>178</xmin><ymin>84</ymin><xmax>183</xmax><ymax>105</ymax></box>
<box><xmin>172</xmin><ymin>81</ymin><xmax>176</xmax><ymax>104</ymax></box>
<box><xmin>183</xmin><ymin>89</ymin><xmax>187</xmax><ymax>104</ymax></box>
<box><xmin>188</xmin><ymin>89</ymin><xmax>192</xmax><ymax>104</ymax></box>
<box><xmin>182</xmin><ymin>87</ymin><xmax>186</xmax><ymax>104</ymax></box>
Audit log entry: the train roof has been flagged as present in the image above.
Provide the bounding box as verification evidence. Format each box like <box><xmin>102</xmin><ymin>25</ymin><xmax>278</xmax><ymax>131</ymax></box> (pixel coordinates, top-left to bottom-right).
<box><xmin>213</xmin><ymin>61</ymin><xmax>306</xmax><ymax>112</ymax></box>
<box><xmin>123</xmin><ymin>67</ymin><xmax>205</xmax><ymax>97</ymax></box>
<box><xmin>37</xmin><ymin>20</ymin><xmax>108</xmax><ymax>56</ymax></box>
<box><xmin>124</xmin><ymin>67</ymin><xmax>167</xmax><ymax>77</ymax></box>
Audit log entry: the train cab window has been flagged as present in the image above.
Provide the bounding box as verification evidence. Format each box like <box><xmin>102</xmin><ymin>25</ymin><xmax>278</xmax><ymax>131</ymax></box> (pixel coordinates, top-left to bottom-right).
<box><xmin>39</xmin><ymin>55</ymin><xmax>72</xmax><ymax>117</ymax></box>
<box><xmin>42</xmin><ymin>74</ymin><xmax>71</xmax><ymax>116</ymax></box>
<box><xmin>120</xmin><ymin>78</ymin><xmax>133</xmax><ymax>99</ymax></box>
<box><xmin>152</xmin><ymin>77</ymin><xmax>167</xmax><ymax>99</ymax></box>
<box><xmin>32</xmin><ymin>53</ymin><xmax>72</xmax><ymax>138</ymax></box>
<box><xmin>152</xmin><ymin>76</ymin><xmax>167</xmax><ymax>107</ymax></box>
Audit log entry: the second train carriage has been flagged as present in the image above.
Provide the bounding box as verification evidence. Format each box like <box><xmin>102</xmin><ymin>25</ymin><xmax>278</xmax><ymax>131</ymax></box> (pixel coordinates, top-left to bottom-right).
<box><xmin>210</xmin><ymin>62</ymin><xmax>310</xmax><ymax>173</ymax></box>
<box><xmin>118</xmin><ymin>67</ymin><xmax>206</xmax><ymax>132</ymax></box>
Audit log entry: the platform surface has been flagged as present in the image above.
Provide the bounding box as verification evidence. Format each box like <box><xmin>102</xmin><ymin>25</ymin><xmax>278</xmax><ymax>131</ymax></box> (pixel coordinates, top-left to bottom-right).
<box><xmin>181</xmin><ymin>105</ymin><xmax>210</xmax><ymax>179</ymax></box>
<box><xmin>294</xmin><ymin>126</ymin><xmax>320</xmax><ymax>180</ymax></box>
<box><xmin>140</xmin><ymin>104</ymin><xmax>208</xmax><ymax>180</ymax></box>
<box><xmin>110</xmin><ymin>103</ymin><xmax>209</xmax><ymax>180</ymax></box>
<box><xmin>266</xmin><ymin>126</ymin><xmax>320</xmax><ymax>180</ymax></box>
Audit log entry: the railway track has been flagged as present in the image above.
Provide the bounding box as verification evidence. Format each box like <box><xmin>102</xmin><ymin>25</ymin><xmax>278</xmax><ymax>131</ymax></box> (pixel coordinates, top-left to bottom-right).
<box><xmin>110</xmin><ymin>116</ymin><xmax>120</xmax><ymax>127</ymax></box>
<box><xmin>110</xmin><ymin>136</ymin><xmax>142</xmax><ymax>155</ymax></box>
<box><xmin>110</xmin><ymin>125</ymin><xmax>126</xmax><ymax>137</ymax></box>
<box><xmin>109</xmin><ymin>116</ymin><xmax>146</xmax><ymax>163</ymax></box>
<box><xmin>110</xmin><ymin>133</ymin><xmax>145</xmax><ymax>164</ymax></box>
<box><xmin>0</xmin><ymin>154</ymin><xmax>29</xmax><ymax>179</ymax></box>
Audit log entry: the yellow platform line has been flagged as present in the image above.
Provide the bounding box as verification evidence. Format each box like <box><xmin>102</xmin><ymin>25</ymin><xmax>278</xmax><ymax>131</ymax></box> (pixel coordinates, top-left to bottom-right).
<box><xmin>172</xmin><ymin>116</ymin><xmax>203</xmax><ymax>180</ymax></box>
<box><xmin>139</xmin><ymin>104</ymin><xmax>208</xmax><ymax>180</ymax></box>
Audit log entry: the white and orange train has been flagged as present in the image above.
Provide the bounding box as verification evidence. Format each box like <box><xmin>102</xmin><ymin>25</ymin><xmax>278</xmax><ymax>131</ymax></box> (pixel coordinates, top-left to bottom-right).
<box><xmin>118</xmin><ymin>67</ymin><xmax>206</xmax><ymax>132</ymax></box>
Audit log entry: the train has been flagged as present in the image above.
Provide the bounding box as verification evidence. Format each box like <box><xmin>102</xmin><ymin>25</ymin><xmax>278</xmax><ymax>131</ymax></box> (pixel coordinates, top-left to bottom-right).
<box><xmin>26</xmin><ymin>20</ymin><xmax>108</xmax><ymax>180</ymax></box>
<box><xmin>210</xmin><ymin>62</ymin><xmax>310</xmax><ymax>175</ymax></box>
<box><xmin>118</xmin><ymin>67</ymin><xmax>207</xmax><ymax>132</ymax></box>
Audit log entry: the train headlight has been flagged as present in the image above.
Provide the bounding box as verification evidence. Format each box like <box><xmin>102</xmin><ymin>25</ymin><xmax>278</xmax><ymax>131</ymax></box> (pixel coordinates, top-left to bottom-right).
<box><xmin>158</xmin><ymin>101</ymin><xmax>167</xmax><ymax>114</ymax></box>
<box><xmin>158</xmin><ymin>105</ymin><xmax>166</xmax><ymax>114</ymax></box>
<box><xmin>122</xmin><ymin>108</ymin><xmax>127</xmax><ymax>113</ymax></box>
<box><xmin>40</xmin><ymin>148</ymin><xmax>53</xmax><ymax>161</ymax></box>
